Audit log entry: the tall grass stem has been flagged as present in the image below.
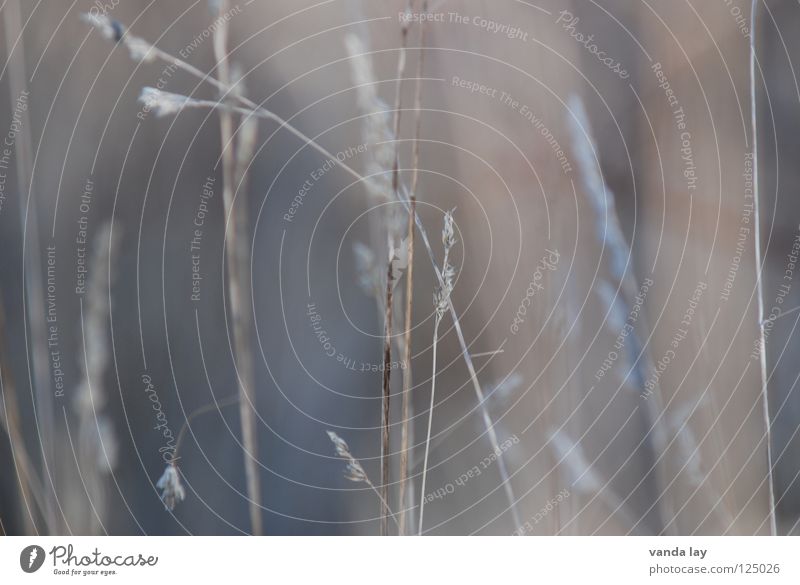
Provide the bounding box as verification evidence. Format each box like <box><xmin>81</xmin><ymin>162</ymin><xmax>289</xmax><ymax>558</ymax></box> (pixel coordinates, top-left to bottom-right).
<box><xmin>749</xmin><ymin>0</ymin><xmax>777</xmax><ymax>536</ymax></box>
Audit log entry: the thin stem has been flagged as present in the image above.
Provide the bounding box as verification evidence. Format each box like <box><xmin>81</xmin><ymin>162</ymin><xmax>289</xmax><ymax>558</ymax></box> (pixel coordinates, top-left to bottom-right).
<box><xmin>761</xmin><ymin>303</ymin><xmax>800</xmax><ymax>325</ymax></box>
<box><xmin>173</xmin><ymin>394</ymin><xmax>241</xmax><ymax>461</ymax></box>
<box><xmin>418</xmin><ymin>315</ymin><xmax>441</xmax><ymax>535</ymax></box>
<box><xmin>381</xmin><ymin>258</ymin><xmax>394</xmax><ymax>536</ymax></box>
<box><xmin>416</xmin><ymin>209</ymin><xmax>524</xmax><ymax>532</ymax></box>
<box><xmin>406</xmin><ymin>192</ymin><xmax>522</xmax><ymax>532</ymax></box>
<box><xmin>212</xmin><ymin>1</ymin><xmax>262</xmax><ymax>535</ymax></box>
<box><xmin>750</xmin><ymin>0</ymin><xmax>777</xmax><ymax>536</ymax></box>
<box><xmin>392</xmin><ymin>0</ymin><xmax>411</xmax><ymax>536</ymax></box>
<box><xmin>327</xmin><ymin>430</ymin><xmax>401</xmax><ymax>529</ymax></box>
<box><xmin>419</xmin><ymin>230</ymin><xmax>451</xmax><ymax>536</ymax></box>
<box><xmin>366</xmin><ymin>476</ymin><xmax>401</xmax><ymax>530</ymax></box>
<box><xmin>399</xmin><ymin>203</ymin><xmax>416</xmax><ymax>536</ymax></box>
<box><xmin>398</xmin><ymin>0</ymin><xmax>427</xmax><ymax>536</ymax></box>
<box><xmin>390</xmin><ymin>2</ymin><xmax>410</xmax><ymax>199</ymax></box>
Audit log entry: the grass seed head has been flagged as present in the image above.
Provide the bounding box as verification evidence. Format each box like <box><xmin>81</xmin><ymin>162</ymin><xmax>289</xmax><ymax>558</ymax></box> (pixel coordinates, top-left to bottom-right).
<box><xmin>156</xmin><ymin>464</ymin><xmax>186</xmax><ymax>511</ymax></box>
<box><xmin>81</xmin><ymin>13</ymin><xmax>156</xmax><ymax>62</ymax></box>
<box><xmin>326</xmin><ymin>430</ymin><xmax>369</xmax><ymax>484</ymax></box>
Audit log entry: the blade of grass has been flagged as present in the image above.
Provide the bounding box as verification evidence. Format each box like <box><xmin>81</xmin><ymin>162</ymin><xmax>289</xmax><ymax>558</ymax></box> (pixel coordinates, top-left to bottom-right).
<box><xmin>749</xmin><ymin>0</ymin><xmax>777</xmax><ymax>536</ymax></box>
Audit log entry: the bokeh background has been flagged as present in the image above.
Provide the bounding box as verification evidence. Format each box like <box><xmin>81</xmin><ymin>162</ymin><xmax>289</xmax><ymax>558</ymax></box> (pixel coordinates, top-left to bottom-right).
<box><xmin>0</xmin><ymin>0</ymin><xmax>798</xmax><ymax>535</ymax></box>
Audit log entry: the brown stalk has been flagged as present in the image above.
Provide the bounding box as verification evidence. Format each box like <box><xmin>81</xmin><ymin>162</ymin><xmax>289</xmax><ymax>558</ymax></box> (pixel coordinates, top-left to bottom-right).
<box><xmin>389</xmin><ymin>0</ymin><xmax>416</xmax><ymax>536</ymax></box>
<box><xmin>398</xmin><ymin>202</ymin><xmax>415</xmax><ymax>535</ymax></box>
<box><xmin>391</xmin><ymin>0</ymin><xmax>411</xmax><ymax>538</ymax></box>
<box><xmin>381</xmin><ymin>259</ymin><xmax>394</xmax><ymax>536</ymax></box>
<box><xmin>398</xmin><ymin>0</ymin><xmax>427</xmax><ymax>536</ymax></box>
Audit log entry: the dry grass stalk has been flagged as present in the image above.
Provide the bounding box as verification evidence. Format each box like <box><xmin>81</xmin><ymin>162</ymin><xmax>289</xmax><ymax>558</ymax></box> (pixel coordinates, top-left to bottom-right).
<box><xmin>749</xmin><ymin>0</ymin><xmax>777</xmax><ymax>536</ymax></box>
<box><xmin>159</xmin><ymin>393</ymin><xmax>241</xmax><ymax>513</ymax></box>
<box><xmin>411</xmin><ymin>211</ymin><xmax>524</xmax><ymax>531</ymax></box>
<box><xmin>211</xmin><ymin>0</ymin><xmax>262</xmax><ymax>535</ymax></box>
<box><xmin>346</xmin><ymin>18</ymin><xmax>420</xmax><ymax>534</ymax></box>
<box><xmin>326</xmin><ymin>430</ymin><xmax>398</xmax><ymax>528</ymax></box>
<box><xmin>173</xmin><ymin>394</ymin><xmax>240</xmax><ymax>463</ymax></box>
<box><xmin>398</xmin><ymin>221</ymin><xmax>415</xmax><ymax>536</ymax></box>
<box><xmin>344</xmin><ymin>23</ymin><xmax>401</xmax><ymax>535</ymax></box>
<box><xmin>418</xmin><ymin>211</ymin><xmax>456</xmax><ymax>535</ymax></box>
<box><xmin>381</xmin><ymin>244</ymin><xmax>395</xmax><ymax>536</ymax></box>
<box><xmin>232</xmin><ymin>66</ymin><xmax>259</xmax><ymax>194</ymax></box>
<box><xmin>406</xmin><ymin>374</ymin><xmax>520</xmax><ymax>474</ymax></box>
<box><xmin>392</xmin><ymin>0</ymin><xmax>411</xmax><ymax>536</ymax></box>
<box><xmin>399</xmin><ymin>0</ymin><xmax>428</xmax><ymax>536</ymax></box>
